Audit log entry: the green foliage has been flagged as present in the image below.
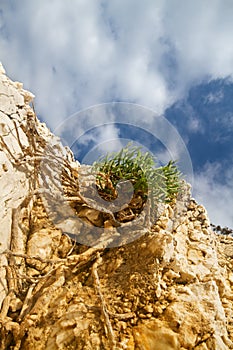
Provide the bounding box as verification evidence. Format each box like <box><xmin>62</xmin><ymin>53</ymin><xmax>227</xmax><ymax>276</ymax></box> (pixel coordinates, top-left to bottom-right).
<box><xmin>93</xmin><ymin>143</ymin><xmax>182</xmax><ymax>206</ymax></box>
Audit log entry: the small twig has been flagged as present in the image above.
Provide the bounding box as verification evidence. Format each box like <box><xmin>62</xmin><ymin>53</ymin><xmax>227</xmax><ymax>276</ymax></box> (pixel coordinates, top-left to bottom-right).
<box><xmin>64</xmin><ymin>234</ymin><xmax>77</xmax><ymax>256</ymax></box>
<box><xmin>92</xmin><ymin>252</ymin><xmax>116</xmax><ymax>349</ymax></box>
<box><xmin>0</xmin><ymin>291</ymin><xmax>13</xmax><ymax>319</ymax></box>
<box><xmin>10</xmin><ymin>194</ymin><xmax>35</xmax><ymax>255</ymax></box>
<box><xmin>10</xmin><ymin>208</ymin><xmax>21</xmax><ymax>254</ymax></box>
<box><xmin>65</xmin><ymin>196</ymin><xmax>86</xmax><ymax>202</ymax></box>
<box><xmin>0</xmin><ymin>134</ymin><xmax>18</xmax><ymax>162</ymax></box>
<box><xmin>18</xmin><ymin>282</ymin><xmax>36</xmax><ymax>321</ymax></box>
<box><xmin>2</xmin><ymin>246</ymin><xmax>100</xmax><ymax>267</ymax></box>
<box><xmin>2</xmin><ymin>250</ymin><xmax>64</xmax><ymax>264</ymax></box>
<box><xmin>12</xmin><ymin>119</ymin><xmax>26</xmax><ymax>155</ymax></box>
<box><xmin>0</xmin><ymin>275</ymin><xmax>7</xmax><ymax>294</ymax></box>
<box><xmin>86</xmin><ymin>305</ymin><xmax>134</xmax><ymax>320</ymax></box>
<box><xmin>5</xmin><ymin>265</ymin><xmax>16</xmax><ymax>292</ymax></box>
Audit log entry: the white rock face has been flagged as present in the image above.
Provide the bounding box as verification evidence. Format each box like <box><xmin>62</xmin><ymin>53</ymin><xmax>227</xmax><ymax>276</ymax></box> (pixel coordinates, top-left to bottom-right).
<box><xmin>0</xmin><ymin>63</ymin><xmax>79</xmax><ymax>309</ymax></box>
<box><xmin>0</xmin><ymin>64</ymin><xmax>32</xmax><ymax>308</ymax></box>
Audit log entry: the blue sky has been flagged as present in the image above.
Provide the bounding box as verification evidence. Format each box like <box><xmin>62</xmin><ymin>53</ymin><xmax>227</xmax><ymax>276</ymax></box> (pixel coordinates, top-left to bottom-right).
<box><xmin>0</xmin><ymin>0</ymin><xmax>233</xmax><ymax>227</ymax></box>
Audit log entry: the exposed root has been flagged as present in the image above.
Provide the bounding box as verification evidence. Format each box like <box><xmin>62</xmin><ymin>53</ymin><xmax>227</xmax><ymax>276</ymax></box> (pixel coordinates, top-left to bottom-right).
<box><xmin>92</xmin><ymin>252</ymin><xmax>116</xmax><ymax>349</ymax></box>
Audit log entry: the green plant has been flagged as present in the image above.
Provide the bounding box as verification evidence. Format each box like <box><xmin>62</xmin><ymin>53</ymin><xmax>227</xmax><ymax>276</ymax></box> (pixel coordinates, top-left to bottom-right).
<box><xmin>93</xmin><ymin>143</ymin><xmax>182</xmax><ymax>207</ymax></box>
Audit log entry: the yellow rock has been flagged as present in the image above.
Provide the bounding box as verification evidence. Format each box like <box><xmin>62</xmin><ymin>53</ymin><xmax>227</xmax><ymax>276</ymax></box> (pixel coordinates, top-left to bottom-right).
<box><xmin>132</xmin><ymin>320</ymin><xmax>180</xmax><ymax>350</ymax></box>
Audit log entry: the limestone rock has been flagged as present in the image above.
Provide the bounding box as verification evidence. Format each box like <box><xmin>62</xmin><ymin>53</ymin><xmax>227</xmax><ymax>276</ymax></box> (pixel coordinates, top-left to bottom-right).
<box><xmin>0</xmin><ymin>63</ymin><xmax>80</xmax><ymax>311</ymax></box>
<box><xmin>129</xmin><ymin>320</ymin><xmax>180</xmax><ymax>349</ymax></box>
<box><xmin>0</xmin><ymin>63</ymin><xmax>233</xmax><ymax>350</ymax></box>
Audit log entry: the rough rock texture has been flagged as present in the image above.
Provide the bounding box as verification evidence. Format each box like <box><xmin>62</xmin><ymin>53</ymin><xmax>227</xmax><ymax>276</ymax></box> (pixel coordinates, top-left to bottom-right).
<box><xmin>0</xmin><ymin>64</ymin><xmax>233</xmax><ymax>349</ymax></box>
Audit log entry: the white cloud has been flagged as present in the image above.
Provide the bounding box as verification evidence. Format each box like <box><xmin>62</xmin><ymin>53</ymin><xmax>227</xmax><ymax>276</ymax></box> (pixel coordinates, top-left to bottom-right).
<box><xmin>79</xmin><ymin>123</ymin><xmax>122</xmax><ymax>152</ymax></box>
<box><xmin>188</xmin><ymin>117</ymin><xmax>201</xmax><ymax>133</ymax></box>
<box><xmin>193</xmin><ymin>162</ymin><xmax>233</xmax><ymax>227</ymax></box>
<box><xmin>204</xmin><ymin>90</ymin><xmax>224</xmax><ymax>104</ymax></box>
<box><xmin>1</xmin><ymin>0</ymin><xmax>233</xmax><ymax>130</ymax></box>
<box><xmin>163</xmin><ymin>0</ymin><xmax>233</xmax><ymax>85</ymax></box>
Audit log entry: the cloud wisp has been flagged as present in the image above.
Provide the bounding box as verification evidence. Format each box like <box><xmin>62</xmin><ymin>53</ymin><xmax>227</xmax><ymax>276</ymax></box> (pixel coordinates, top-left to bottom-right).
<box><xmin>193</xmin><ymin>162</ymin><xmax>233</xmax><ymax>227</ymax></box>
<box><xmin>1</xmin><ymin>0</ymin><xmax>233</xmax><ymax>129</ymax></box>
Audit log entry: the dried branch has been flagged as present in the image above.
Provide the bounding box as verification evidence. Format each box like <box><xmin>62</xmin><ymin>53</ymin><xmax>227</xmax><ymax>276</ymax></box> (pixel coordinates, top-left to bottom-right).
<box><xmin>18</xmin><ymin>282</ymin><xmax>36</xmax><ymax>322</ymax></box>
<box><xmin>92</xmin><ymin>252</ymin><xmax>116</xmax><ymax>349</ymax></box>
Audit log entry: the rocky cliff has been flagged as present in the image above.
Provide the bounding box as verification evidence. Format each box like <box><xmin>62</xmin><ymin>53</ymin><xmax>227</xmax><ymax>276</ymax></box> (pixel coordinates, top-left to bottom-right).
<box><xmin>0</xmin><ymin>63</ymin><xmax>233</xmax><ymax>349</ymax></box>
